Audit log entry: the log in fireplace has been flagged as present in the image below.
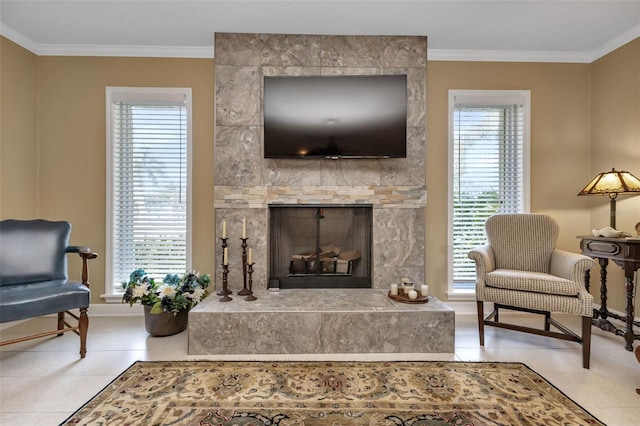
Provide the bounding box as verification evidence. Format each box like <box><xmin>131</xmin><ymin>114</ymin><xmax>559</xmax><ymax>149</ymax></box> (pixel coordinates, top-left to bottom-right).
<box><xmin>268</xmin><ymin>204</ymin><xmax>372</xmax><ymax>289</ymax></box>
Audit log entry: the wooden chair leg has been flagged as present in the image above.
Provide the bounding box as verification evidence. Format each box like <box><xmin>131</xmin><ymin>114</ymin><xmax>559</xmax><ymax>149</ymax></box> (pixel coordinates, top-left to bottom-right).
<box><xmin>57</xmin><ymin>312</ymin><xmax>65</xmax><ymax>336</ymax></box>
<box><xmin>636</xmin><ymin>346</ymin><xmax>640</xmax><ymax>395</ymax></box>
<box><xmin>79</xmin><ymin>307</ymin><xmax>88</xmax><ymax>358</ymax></box>
<box><xmin>544</xmin><ymin>312</ymin><xmax>551</xmax><ymax>331</ymax></box>
<box><xmin>477</xmin><ymin>301</ymin><xmax>485</xmax><ymax>346</ymax></box>
<box><xmin>582</xmin><ymin>316</ymin><xmax>591</xmax><ymax>369</ymax></box>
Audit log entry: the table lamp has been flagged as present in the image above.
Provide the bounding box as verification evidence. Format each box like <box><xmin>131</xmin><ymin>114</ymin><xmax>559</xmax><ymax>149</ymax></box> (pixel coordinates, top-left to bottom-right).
<box><xmin>577</xmin><ymin>168</ymin><xmax>640</xmax><ymax>229</ymax></box>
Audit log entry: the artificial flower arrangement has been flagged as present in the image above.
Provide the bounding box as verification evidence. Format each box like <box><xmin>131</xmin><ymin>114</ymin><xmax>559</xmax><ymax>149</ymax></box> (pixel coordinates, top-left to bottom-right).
<box><xmin>122</xmin><ymin>269</ymin><xmax>211</xmax><ymax>315</ymax></box>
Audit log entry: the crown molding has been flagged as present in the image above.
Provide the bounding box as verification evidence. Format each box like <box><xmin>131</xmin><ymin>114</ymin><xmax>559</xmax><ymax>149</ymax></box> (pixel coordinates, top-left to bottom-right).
<box><xmin>38</xmin><ymin>43</ymin><xmax>214</xmax><ymax>58</ymax></box>
<box><xmin>589</xmin><ymin>22</ymin><xmax>640</xmax><ymax>63</ymax></box>
<box><xmin>427</xmin><ymin>48</ymin><xmax>593</xmax><ymax>63</ymax></box>
<box><xmin>0</xmin><ymin>22</ymin><xmax>214</xmax><ymax>58</ymax></box>
<box><xmin>0</xmin><ymin>22</ymin><xmax>40</xmax><ymax>54</ymax></box>
<box><xmin>1</xmin><ymin>21</ymin><xmax>637</xmax><ymax>63</ymax></box>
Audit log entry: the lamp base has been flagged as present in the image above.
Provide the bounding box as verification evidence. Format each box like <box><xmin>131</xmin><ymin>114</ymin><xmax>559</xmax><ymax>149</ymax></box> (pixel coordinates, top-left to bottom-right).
<box><xmin>609</xmin><ymin>196</ymin><xmax>617</xmax><ymax>229</ymax></box>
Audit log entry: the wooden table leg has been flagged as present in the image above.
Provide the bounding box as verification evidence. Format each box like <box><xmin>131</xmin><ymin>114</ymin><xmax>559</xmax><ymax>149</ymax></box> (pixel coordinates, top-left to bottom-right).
<box><xmin>598</xmin><ymin>258</ymin><xmax>609</xmax><ymax>320</ymax></box>
<box><xmin>623</xmin><ymin>267</ymin><xmax>636</xmax><ymax>352</ymax></box>
<box><xmin>636</xmin><ymin>345</ymin><xmax>640</xmax><ymax>395</ymax></box>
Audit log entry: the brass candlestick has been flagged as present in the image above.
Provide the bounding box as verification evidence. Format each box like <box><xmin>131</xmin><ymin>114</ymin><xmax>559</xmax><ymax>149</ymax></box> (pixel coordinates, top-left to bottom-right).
<box><xmin>216</xmin><ymin>238</ymin><xmax>232</xmax><ymax>297</ymax></box>
<box><xmin>219</xmin><ymin>263</ymin><xmax>232</xmax><ymax>302</ymax></box>
<box><xmin>245</xmin><ymin>263</ymin><xmax>257</xmax><ymax>301</ymax></box>
<box><xmin>238</xmin><ymin>237</ymin><xmax>250</xmax><ymax>296</ymax></box>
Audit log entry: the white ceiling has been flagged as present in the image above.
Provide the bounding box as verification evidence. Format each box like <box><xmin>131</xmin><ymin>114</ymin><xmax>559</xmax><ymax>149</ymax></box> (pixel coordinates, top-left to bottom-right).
<box><xmin>1</xmin><ymin>0</ymin><xmax>639</xmax><ymax>62</ymax></box>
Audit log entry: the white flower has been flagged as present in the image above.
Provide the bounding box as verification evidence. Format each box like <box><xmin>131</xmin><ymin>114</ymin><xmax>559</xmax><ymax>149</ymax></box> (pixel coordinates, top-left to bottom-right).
<box><xmin>157</xmin><ymin>284</ymin><xmax>177</xmax><ymax>299</ymax></box>
<box><xmin>132</xmin><ymin>284</ymin><xmax>148</xmax><ymax>299</ymax></box>
<box><xmin>191</xmin><ymin>286</ymin><xmax>206</xmax><ymax>302</ymax></box>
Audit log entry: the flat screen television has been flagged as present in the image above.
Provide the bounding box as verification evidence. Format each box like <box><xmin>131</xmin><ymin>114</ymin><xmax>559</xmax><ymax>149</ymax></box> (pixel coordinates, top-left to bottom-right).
<box><xmin>263</xmin><ymin>74</ymin><xmax>407</xmax><ymax>159</ymax></box>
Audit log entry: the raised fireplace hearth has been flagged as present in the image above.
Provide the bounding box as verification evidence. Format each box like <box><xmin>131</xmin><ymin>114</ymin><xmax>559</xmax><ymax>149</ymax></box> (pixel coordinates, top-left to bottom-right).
<box><xmin>189</xmin><ymin>288</ymin><xmax>455</xmax><ymax>355</ymax></box>
<box><xmin>268</xmin><ymin>204</ymin><xmax>372</xmax><ymax>289</ymax></box>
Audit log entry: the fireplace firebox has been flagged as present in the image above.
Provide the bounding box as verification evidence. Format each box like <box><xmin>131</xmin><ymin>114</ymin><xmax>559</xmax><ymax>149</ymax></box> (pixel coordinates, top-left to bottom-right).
<box><xmin>268</xmin><ymin>204</ymin><xmax>372</xmax><ymax>289</ymax></box>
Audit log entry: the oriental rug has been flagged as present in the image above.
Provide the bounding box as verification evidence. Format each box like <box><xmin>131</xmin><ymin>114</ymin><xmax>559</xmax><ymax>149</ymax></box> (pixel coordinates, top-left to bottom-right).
<box><xmin>62</xmin><ymin>361</ymin><xmax>603</xmax><ymax>426</ymax></box>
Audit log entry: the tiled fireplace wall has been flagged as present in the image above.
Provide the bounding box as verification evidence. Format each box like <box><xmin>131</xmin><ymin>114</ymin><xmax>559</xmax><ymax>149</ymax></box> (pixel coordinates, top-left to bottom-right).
<box><xmin>213</xmin><ymin>33</ymin><xmax>427</xmax><ymax>290</ymax></box>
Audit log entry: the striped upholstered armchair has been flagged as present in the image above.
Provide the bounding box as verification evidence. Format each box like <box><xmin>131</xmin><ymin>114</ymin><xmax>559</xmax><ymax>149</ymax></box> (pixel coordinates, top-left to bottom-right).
<box><xmin>468</xmin><ymin>214</ymin><xmax>595</xmax><ymax>368</ymax></box>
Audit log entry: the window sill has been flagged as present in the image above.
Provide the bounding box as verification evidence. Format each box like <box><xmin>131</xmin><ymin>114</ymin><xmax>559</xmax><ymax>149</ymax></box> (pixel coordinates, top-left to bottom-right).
<box><xmin>101</xmin><ymin>293</ymin><xmax>125</xmax><ymax>303</ymax></box>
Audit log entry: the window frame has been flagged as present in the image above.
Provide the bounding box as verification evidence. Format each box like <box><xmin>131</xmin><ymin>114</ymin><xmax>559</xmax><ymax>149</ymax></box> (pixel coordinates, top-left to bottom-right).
<box><xmin>446</xmin><ymin>89</ymin><xmax>531</xmax><ymax>299</ymax></box>
<box><xmin>103</xmin><ymin>87</ymin><xmax>193</xmax><ymax>302</ymax></box>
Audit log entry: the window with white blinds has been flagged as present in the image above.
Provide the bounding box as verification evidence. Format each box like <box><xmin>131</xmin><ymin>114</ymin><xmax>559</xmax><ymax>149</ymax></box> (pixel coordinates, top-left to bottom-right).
<box><xmin>448</xmin><ymin>90</ymin><xmax>530</xmax><ymax>294</ymax></box>
<box><xmin>105</xmin><ymin>87</ymin><xmax>192</xmax><ymax>296</ymax></box>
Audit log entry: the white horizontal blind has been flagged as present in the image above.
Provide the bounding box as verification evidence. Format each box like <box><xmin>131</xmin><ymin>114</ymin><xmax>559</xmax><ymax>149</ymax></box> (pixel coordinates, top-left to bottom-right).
<box><xmin>108</xmin><ymin>88</ymin><xmax>191</xmax><ymax>288</ymax></box>
<box><xmin>450</xmin><ymin>91</ymin><xmax>529</xmax><ymax>289</ymax></box>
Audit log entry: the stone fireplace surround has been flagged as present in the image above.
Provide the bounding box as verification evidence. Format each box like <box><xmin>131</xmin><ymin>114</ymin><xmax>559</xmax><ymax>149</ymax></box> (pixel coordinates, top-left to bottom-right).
<box><xmin>213</xmin><ymin>33</ymin><xmax>428</xmax><ymax>291</ymax></box>
<box><xmin>189</xmin><ymin>33</ymin><xmax>455</xmax><ymax>356</ymax></box>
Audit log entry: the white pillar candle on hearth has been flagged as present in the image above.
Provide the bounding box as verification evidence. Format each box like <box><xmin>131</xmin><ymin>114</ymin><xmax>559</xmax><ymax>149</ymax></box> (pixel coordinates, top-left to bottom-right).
<box><xmin>421</xmin><ymin>284</ymin><xmax>429</xmax><ymax>297</ymax></box>
<box><xmin>242</xmin><ymin>218</ymin><xmax>247</xmax><ymax>239</ymax></box>
<box><xmin>390</xmin><ymin>283</ymin><xmax>398</xmax><ymax>295</ymax></box>
<box><xmin>248</xmin><ymin>248</ymin><xmax>253</xmax><ymax>264</ymax></box>
<box><xmin>222</xmin><ymin>221</ymin><xmax>227</xmax><ymax>238</ymax></box>
<box><xmin>223</xmin><ymin>247</ymin><xmax>228</xmax><ymax>265</ymax></box>
<box><xmin>408</xmin><ymin>290</ymin><xmax>418</xmax><ymax>300</ymax></box>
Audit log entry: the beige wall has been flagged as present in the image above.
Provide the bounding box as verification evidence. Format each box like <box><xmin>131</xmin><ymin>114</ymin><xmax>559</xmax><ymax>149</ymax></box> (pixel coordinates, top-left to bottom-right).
<box><xmin>1</xmin><ymin>41</ymin><xmax>215</xmax><ymax>303</ymax></box>
<box><xmin>426</xmin><ymin>61</ymin><xmax>593</xmax><ymax>299</ymax></box>
<box><xmin>1</xmin><ymin>38</ymin><xmax>39</xmax><ymax>218</ymax></box>
<box><xmin>589</xmin><ymin>39</ymin><xmax>640</xmax><ymax>311</ymax></box>
<box><xmin>2</xmin><ymin>35</ymin><xmax>638</xmax><ymax>313</ymax></box>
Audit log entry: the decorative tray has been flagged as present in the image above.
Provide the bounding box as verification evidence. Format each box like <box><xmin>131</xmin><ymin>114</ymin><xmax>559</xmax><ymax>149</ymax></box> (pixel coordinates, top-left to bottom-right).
<box><xmin>387</xmin><ymin>291</ymin><xmax>430</xmax><ymax>304</ymax></box>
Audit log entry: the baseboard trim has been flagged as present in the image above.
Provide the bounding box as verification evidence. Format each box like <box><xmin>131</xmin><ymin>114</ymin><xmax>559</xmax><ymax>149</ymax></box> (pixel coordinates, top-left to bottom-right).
<box><xmin>90</xmin><ymin>304</ymin><xmax>144</xmax><ymax>316</ymax></box>
<box><xmin>451</xmin><ymin>301</ymin><xmax>640</xmax><ymax>322</ymax></box>
<box><xmin>0</xmin><ymin>304</ymin><xmax>142</xmax><ymax>330</ymax></box>
<box><xmin>444</xmin><ymin>300</ymin><xmax>477</xmax><ymax>314</ymax></box>
<box><xmin>0</xmin><ymin>320</ymin><xmax>28</xmax><ymax>331</ymax></box>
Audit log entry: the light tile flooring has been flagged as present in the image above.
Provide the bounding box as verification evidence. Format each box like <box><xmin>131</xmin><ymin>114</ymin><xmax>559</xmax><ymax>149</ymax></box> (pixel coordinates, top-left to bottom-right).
<box><xmin>1</xmin><ymin>312</ymin><xmax>639</xmax><ymax>425</ymax></box>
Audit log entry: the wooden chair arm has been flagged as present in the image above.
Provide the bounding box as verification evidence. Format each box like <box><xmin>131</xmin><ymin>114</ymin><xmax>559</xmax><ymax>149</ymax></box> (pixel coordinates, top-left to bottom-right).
<box><xmin>66</xmin><ymin>246</ymin><xmax>98</xmax><ymax>287</ymax></box>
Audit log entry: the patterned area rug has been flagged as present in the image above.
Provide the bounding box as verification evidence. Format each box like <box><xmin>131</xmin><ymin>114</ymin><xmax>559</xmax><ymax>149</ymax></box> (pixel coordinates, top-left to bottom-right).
<box><xmin>63</xmin><ymin>361</ymin><xmax>603</xmax><ymax>425</ymax></box>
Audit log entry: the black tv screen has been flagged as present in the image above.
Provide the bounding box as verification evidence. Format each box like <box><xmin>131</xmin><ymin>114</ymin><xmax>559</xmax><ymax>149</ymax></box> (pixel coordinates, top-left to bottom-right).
<box><xmin>263</xmin><ymin>74</ymin><xmax>407</xmax><ymax>159</ymax></box>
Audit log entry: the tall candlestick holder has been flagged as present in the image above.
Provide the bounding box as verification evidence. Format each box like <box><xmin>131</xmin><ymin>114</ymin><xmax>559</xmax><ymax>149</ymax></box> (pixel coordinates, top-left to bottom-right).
<box><xmin>216</xmin><ymin>238</ymin><xmax>232</xmax><ymax>297</ymax></box>
<box><xmin>245</xmin><ymin>263</ymin><xmax>257</xmax><ymax>301</ymax></box>
<box><xmin>219</xmin><ymin>263</ymin><xmax>232</xmax><ymax>302</ymax></box>
<box><xmin>237</xmin><ymin>238</ymin><xmax>250</xmax><ymax>296</ymax></box>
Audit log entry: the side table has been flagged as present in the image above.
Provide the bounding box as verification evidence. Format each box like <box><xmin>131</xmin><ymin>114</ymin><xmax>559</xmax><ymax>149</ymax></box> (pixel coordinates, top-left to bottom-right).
<box><xmin>578</xmin><ymin>236</ymin><xmax>640</xmax><ymax>351</ymax></box>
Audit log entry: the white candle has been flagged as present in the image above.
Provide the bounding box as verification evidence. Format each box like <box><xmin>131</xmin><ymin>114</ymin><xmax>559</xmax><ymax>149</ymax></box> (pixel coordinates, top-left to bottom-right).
<box><xmin>222</xmin><ymin>220</ymin><xmax>227</xmax><ymax>238</ymax></box>
<box><xmin>223</xmin><ymin>247</ymin><xmax>228</xmax><ymax>265</ymax></box>
<box><xmin>242</xmin><ymin>218</ymin><xmax>246</xmax><ymax>239</ymax></box>
<box><xmin>408</xmin><ymin>290</ymin><xmax>418</xmax><ymax>300</ymax></box>
<box><xmin>248</xmin><ymin>248</ymin><xmax>253</xmax><ymax>264</ymax></box>
<box><xmin>390</xmin><ymin>283</ymin><xmax>398</xmax><ymax>295</ymax></box>
<box><xmin>421</xmin><ymin>284</ymin><xmax>429</xmax><ymax>297</ymax></box>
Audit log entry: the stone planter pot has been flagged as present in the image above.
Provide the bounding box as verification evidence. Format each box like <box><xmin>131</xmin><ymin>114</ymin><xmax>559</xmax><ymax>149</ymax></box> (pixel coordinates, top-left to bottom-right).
<box><xmin>143</xmin><ymin>306</ymin><xmax>189</xmax><ymax>337</ymax></box>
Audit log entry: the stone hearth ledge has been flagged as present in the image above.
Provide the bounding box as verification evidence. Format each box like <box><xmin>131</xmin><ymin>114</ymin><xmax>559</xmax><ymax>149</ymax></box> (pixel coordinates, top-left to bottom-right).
<box><xmin>188</xmin><ymin>289</ymin><xmax>454</xmax><ymax>355</ymax></box>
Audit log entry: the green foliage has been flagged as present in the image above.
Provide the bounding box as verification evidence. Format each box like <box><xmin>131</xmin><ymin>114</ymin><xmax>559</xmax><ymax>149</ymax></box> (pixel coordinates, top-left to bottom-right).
<box><xmin>122</xmin><ymin>269</ymin><xmax>211</xmax><ymax>315</ymax></box>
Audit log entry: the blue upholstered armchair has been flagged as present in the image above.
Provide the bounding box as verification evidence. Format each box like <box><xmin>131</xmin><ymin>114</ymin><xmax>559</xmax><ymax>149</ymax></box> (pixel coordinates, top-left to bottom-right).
<box><xmin>0</xmin><ymin>219</ymin><xmax>97</xmax><ymax>358</ymax></box>
<box><xmin>468</xmin><ymin>214</ymin><xmax>595</xmax><ymax>368</ymax></box>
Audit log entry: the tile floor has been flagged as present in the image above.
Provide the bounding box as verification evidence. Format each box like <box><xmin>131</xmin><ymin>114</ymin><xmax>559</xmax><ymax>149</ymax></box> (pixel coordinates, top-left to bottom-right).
<box><xmin>1</xmin><ymin>312</ymin><xmax>639</xmax><ymax>425</ymax></box>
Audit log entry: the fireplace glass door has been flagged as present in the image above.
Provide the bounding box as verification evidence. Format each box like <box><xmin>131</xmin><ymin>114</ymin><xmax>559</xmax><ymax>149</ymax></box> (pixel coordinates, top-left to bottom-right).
<box><xmin>268</xmin><ymin>205</ymin><xmax>372</xmax><ymax>289</ymax></box>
